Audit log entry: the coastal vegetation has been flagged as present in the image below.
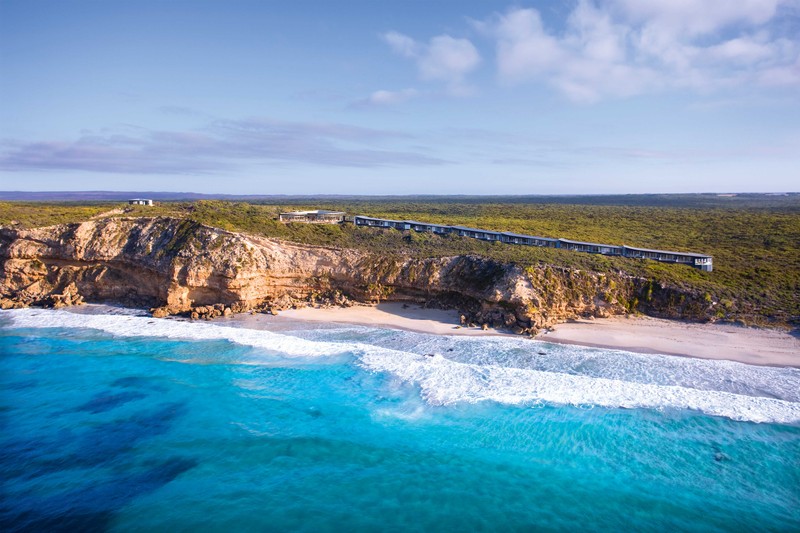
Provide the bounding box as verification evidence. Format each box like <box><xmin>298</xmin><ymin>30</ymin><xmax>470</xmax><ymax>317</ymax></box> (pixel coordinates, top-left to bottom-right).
<box><xmin>1</xmin><ymin>195</ymin><xmax>798</xmax><ymax>325</ymax></box>
<box><xmin>0</xmin><ymin>201</ymin><xmax>116</xmax><ymax>227</ymax></box>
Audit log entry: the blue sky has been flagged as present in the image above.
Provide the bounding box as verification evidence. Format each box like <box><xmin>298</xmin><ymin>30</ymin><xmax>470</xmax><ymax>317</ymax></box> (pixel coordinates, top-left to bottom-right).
<box><xmin>1</xmin><ymin>0</ymin><xmax>799</xmax><ymax>194</ymax></box>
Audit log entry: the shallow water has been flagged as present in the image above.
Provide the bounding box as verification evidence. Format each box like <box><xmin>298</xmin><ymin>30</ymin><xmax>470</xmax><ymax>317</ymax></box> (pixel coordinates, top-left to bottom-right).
<box><xmin>2</xmin><ymin>308</ymin><xmax>799</xmax><ymax>531</ymax></box>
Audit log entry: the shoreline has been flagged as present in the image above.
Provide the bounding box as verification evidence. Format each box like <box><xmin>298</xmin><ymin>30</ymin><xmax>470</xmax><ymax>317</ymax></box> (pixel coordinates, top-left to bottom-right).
<box><xmin>12</xmin><ymin>302</ymin><xmax>799</xmax><ymax>368</ymax></box>
<box><xmin>537</xmin><ymin>316</ymin><xmax>799</xmax><ymax>368</ymax></box>
<box><xmin>277</xmin><ymin>303</ymin><xmax>800</xmax><ymax>368</ymax></box>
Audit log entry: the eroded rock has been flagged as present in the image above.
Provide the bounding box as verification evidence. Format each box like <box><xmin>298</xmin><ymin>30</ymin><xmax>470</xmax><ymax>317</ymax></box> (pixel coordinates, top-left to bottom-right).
<box><xmin>0</xmin><ymin>217</ymin><xmax>719</xmax><ymax>334</ymax></box>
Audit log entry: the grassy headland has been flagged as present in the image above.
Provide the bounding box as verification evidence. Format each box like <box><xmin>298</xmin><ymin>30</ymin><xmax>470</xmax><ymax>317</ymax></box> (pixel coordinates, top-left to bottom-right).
<box><xmin>1</xmin><ymin>195</ymin><xmax>798</xmax><ymax>325</ymax></box>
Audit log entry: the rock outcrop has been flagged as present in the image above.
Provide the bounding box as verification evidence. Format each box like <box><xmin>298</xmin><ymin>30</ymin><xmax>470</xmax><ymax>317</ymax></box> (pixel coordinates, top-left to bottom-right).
<box><xmin>0</xmin><ymin>217</ymin><xmax>718</xmax><ymax>332</ymax></box>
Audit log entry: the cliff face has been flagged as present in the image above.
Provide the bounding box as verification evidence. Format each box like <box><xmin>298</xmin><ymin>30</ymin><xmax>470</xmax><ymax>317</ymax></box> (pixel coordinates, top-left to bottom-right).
<box><xmin>0</xmin><ymin>217</ymin><xmax>717</xmax><ymax>332</ymax></box>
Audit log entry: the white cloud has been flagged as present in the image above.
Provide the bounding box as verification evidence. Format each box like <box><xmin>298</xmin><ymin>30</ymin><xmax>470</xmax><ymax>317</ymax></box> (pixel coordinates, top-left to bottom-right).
<box><xmin>418</xmin><ymin>35</ymin><xmax>481</xmax><ymax>82</ymax></box>
<box><xmin>758</xmin><ymin>55</ymin><xmax>800</xmax><ymax>86</ymax></box>
<box><xmin>492</xmin><ymin>8</ymin><xmax>564</xmax><ymax>81</ymax></box>
<box><xmin>704</xmin><ymin>35</ymin><xmax>775</xmax><ymax>64</ymax></box>
<box><xmin>381</xmin><ymin>31</ymin><xmax>480</xmax><ymax>91</ymax></box>
<box><xmin>611</xmin><ymin>0</ymin><xmax>783</xmax><ymax>36</ymax></box>
<box><xmin>479</xmin><ymin>0</ymin><xmax>800</xmax><ymax>102</ymax></box>
<box><xmin>483</xmin><ymin>2</ymin><xmax>656</xmax><ymax>102</ymax></box>
<box><xmin>382</xmin><ymin>31</ymin><xmax>418</xmax><ymax>58</ymax></box>
<box><xmin>365</xmin><ymin>88</ymin><xmax>420</xmax><ymax>106</ymax></box>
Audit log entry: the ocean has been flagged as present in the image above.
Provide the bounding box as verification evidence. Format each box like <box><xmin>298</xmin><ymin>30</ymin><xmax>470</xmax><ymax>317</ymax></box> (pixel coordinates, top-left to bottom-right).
<box><xmin>2</xmin><ymin>307</ymin><xmax>799</xmax><ymax>532</ymax></box>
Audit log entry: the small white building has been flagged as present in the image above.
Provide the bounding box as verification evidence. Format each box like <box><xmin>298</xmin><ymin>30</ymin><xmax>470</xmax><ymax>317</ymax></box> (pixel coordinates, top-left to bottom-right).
<box><xmin>128</xmin><ymin>199</ymin><xmax>154</xmax><ymax>206</ymax></box>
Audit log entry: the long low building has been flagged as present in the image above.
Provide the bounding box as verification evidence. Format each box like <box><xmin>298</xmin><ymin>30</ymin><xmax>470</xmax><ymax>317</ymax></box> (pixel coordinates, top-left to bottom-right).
<box><xmin>353</xmin><ymin>215</ymin><xmax>713</xmax><ymax>271</ymax></box>
<box><xmin>621</xmin><ymin>245</ymin><xmax>713</xmax><ymax>269</ymax></box>
<box><xmin>279</xmin><ymin>210</ymin><xmax>346</xmax><ymax>223</ymax></box>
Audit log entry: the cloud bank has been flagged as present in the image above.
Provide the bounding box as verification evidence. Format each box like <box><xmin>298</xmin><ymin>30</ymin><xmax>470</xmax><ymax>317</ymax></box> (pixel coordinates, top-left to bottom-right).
<box><xmin>485</xmin><ymin>0</ymin><xmax>800</xmax><ymax>102</ymax></box>
<box><xmin>0</xmin><ymin>118</ymin><xmax>446</xmax><ymax>174</ymax></box>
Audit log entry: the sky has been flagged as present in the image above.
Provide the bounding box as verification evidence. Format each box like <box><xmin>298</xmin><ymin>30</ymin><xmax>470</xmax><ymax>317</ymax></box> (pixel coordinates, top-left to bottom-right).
<box><xmin>1</xmin><ymin>0</ymin><xmax>799</xmax><ymax>195</ymax></box>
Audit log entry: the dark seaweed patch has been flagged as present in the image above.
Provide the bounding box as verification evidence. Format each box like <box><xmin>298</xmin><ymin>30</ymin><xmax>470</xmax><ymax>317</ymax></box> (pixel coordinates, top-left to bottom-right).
<box><xmin>73</xmin><ymin>402</ymin><xmax>186</xmax><ymax>465</ymax></box>
<box><xmin>0</xmin><ymin>456</ymin><xmax>198</xmax><ymax>533</ymax></box>
<box><xmin>73</xmin><ymin>391</ymin><xmax>147</xmax><ymax>414</ymax></box>
<box><xmin>111</xmin><ymin>376</ymin><xmax>166</xmax><ymax>392</ymax></box>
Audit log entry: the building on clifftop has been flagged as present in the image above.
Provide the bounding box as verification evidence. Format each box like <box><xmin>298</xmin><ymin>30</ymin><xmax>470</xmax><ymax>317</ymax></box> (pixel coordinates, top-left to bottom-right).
<box><xmin>278</xmin><ymin>210</ymin><xmax>346</xmax><ymax>224</ymax></box>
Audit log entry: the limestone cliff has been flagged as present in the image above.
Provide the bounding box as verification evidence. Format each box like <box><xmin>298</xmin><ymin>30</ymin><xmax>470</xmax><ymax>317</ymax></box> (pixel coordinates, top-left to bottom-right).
<box><xmin>0</xmin><ymin>217</ymin><xmax>717</xmax><ymax>332</ymax></box>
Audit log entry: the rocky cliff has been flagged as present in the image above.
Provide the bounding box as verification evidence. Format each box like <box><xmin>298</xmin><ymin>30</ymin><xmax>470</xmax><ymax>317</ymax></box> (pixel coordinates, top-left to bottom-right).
<box><xmin>0</xmin><ymin>217</ymin><xmax>717</xmax><ymax>332</ymax></box>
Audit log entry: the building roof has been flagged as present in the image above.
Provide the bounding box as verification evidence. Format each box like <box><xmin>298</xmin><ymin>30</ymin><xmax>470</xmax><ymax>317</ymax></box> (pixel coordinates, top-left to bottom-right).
<box><xmin>404</xmin><ymin>220</ymin><xmax>450</xmax><ymax>228</ymax></box>
<box><xmin>623</xmin><ymin>245</ymin><xmax>711</xmax><ymax>259</ymax></box>
<box><xmin>280</xmin><ymin>210</ymin><xmax>345</xmax><ymax>216</ymax></box>
<box><xmin>355</xmin><ymin>215</ymin><xmax>403</xmax><ymax>223</ymax></box>
<box><xmin>502</xmin><ymin>232</ymin><xmax>557</xmax><ymax>241</ymax></box>
<box><xmin>451</xmin><ymin>225</ymin><xmax>502</xmax><ymax>235</ymax></box>
<box><xmin>559</xmin><ymin>238</ymin><xmax>621</xmax><ymax>248</ymax></box>
<box><xmin>355</xmin><ymin>215</ymin><xmax>393</xmax><ymax>220</ymax></box>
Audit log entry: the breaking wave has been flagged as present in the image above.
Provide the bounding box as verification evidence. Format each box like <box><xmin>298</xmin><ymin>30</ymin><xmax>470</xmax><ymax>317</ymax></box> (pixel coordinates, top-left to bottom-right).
<box><xmin>5</xmin><ymin>308</ymin><xmax>800</xmax><ymax>425</ymax></box>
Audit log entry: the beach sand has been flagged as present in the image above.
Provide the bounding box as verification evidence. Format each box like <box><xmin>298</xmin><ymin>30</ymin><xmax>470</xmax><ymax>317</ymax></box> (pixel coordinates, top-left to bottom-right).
<box><xmin>278</xmin><ymin>303</ymin><xmax>800</xmax><ymax>368</ymax></box>
<box><xmin>538</xmin><ymin>316</ymin><xmax>799</xmax><ymax>368</ymax></box>
<box><xmin>279</xmin><ymin>303</ymin><xmax>495</xmax><ymax>336</ymax></box>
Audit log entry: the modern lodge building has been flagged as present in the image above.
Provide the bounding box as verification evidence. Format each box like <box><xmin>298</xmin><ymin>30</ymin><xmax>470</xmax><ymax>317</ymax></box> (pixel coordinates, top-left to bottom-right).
<box><xmin>128</xmin><ymin>198</ymin><xmax>154</xmax><ymax>206</ymax></box>
<box><xmin>278</xmin><ymin>210</ymin><xmax>346</xmax><ymax>224</ymax></box>
<box><xmin>353</xmin><ymin>215</ymin><xmax>713</xmax><ymax>271</ymax></box>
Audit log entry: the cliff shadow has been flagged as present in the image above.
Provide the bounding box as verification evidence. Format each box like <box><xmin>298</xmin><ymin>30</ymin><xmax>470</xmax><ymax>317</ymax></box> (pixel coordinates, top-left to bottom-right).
<box><xmin>372</xmin><ymin>302</ymin><xmax>462</xmax><ymax>327</ymax></box>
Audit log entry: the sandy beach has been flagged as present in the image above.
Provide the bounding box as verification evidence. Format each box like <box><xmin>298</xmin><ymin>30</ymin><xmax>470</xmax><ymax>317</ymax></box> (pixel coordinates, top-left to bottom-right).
<box><xmin>279</xmin><ymin>303</ymin><xmax>800</xmax><ymax>368</ymax></box>
<box><xmin>538</xmin><ymin>316</ymin><xmax>799</xmax><ymax>368</ymax></box>
<box><xmin>279</xmin><ymin>303</ymin><xmax>498</xmax><ymax>336</ymax></box>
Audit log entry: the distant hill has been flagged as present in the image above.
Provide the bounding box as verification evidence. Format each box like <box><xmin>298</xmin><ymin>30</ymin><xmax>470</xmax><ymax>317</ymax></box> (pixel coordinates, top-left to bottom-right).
<box><xmin>0</xmin><ymin>191</ymin><xmax>266</xmax><ymax>202</ymax></box>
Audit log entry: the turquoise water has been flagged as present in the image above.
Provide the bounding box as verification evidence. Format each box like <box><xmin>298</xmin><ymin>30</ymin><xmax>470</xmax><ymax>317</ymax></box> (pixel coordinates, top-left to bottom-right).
<box><xmin>2</xmin><ymin>308</ymin><xmax>799</xmax><ymax>531</ymax></box>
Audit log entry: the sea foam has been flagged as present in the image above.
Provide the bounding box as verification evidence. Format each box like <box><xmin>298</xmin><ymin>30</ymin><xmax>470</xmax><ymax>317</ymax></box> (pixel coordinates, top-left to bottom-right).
<box><xmin>5</xmin><ymin>308</ymin><xmax>800</xmax><ymax>424</ymax></box>
<box><xmin>5</xmin><ymin>307</ymin><xmax>346</xmax><ymax>358</ymax></box>
<box><xmin>358</xmin><ymin>351</ymin><xmax>800</xmax><ymax>424</ymax></box>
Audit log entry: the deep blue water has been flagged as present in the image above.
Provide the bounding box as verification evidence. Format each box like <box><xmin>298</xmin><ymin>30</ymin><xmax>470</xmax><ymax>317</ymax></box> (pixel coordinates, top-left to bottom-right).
<box><xmin>2</xmin><ymin>308</ymin><xmax>799</xmax><ymax>532</ymax></box>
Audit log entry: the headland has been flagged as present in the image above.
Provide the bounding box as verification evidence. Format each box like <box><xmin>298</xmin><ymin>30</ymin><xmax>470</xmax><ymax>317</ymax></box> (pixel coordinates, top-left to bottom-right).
<box><xmin>1</xmin><ymin>196</ymin><xmax>798</xmax><ymax>368</ymax></box>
